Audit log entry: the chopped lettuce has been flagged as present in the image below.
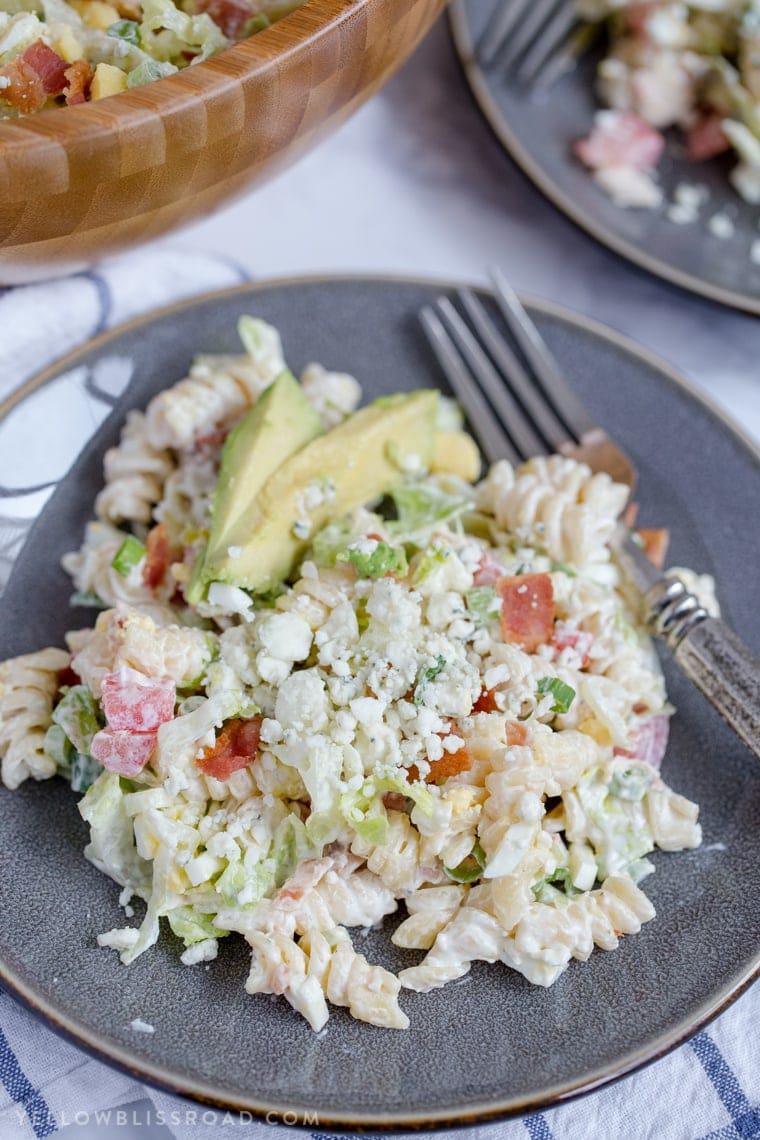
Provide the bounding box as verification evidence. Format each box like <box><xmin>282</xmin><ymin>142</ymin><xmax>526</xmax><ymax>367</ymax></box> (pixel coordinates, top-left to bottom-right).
<box><xmin>168</xmin><ymin>906</ymin><xmax>226</xmax><ymax>947</ymax></box>
<box><xmin>445</xmin><ymin>840</ymin><xmax>486</xmax><ymax>884</ymax></box>
<box><xmin>52</xmin><ymin>686</ymin><xmax>102</xmax><ymax>753</ymax></box>
<box><xmin>79</xmin><ymin>772</ymin><xmax>152</xmax><ymax>895</ymax></box>
<box><xmin>387</xmin><ymin>482</ymin><xmax>470</xmax><ymax>547</ymax></box>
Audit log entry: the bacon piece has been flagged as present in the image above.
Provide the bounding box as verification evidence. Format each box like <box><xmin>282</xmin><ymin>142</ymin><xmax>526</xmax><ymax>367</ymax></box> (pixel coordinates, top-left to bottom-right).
<box><xmin>197</xmin><ymin>715</ymin><xmax>263</xmax><ymax>780</ymax></box>
<box><xmin>91</xmin><ymin>727</ymin><xmax>157</xmax><ymax>776</ymax></box>
<box><xmin>195</xmin><ymin>0</ymin><xmax>254</xmax><ymax>38</ymax></box>
<box><xmin>0</xmin><ymin>40</ymin><xmax>72</xmax><ymax>115</ymax></box>
<box><xmin>142</xmin><ymin>523</ymin><xmax>173</xmax><ymax>590</ymax></box>
<box><xmin>637</xmin><ymin>527</ymin><xmax>669</xmax><ymax>570</ymax></box>
<box><xmin>686</xmin><ymin>113</ymin><xmax>730</xmax><ymax>161</ymax></box>
<box><xmin>473</xmin><ymin>550</ymin><xmax>505</xmax><ymax>586</ymax></box>
<box><xmin>382</xmin><ymin>791</ymin><xmax>408</xmax><ymax>812</ymax></box>
<box><xmin>575</xmin><ymin>111</ymin><xmax>665</xmax><ymax>173</ymax></box>
<box><xmin>24</xmin><ymin>41</ymin><xmax>70</xmax><ymax>93</ymax></box>
<box><xmin>0</xmin><ymin>57</ymin><xmax>47</xmax><ymax>114</ymax></box>
<box><xmin>505</xmin><ymin>721</ymin><xmax>529</xmax><ymax>747</ymax></box>
<box><xmin>57</xmin><ymin>663</ymin><xmax>81</xmax><ymax>690</ymax></box>
<box><xmin>497</xmin><ymin>572</ymin><xmax>555</xmax><ymax>652</ymax></box>
<box><xmin>101</xmin><ymin>665</ymin><xmax>176</xmax><ymax>732</ymax></box>
<box><xmin>194</xmin><ymin>426</ymin><xmax>231</xmax><ymax>451</ymax></box>
<box><xmin>63</xmin><ymin>59</ymin><xmax>93</xmax><ymax>106</ymax></box>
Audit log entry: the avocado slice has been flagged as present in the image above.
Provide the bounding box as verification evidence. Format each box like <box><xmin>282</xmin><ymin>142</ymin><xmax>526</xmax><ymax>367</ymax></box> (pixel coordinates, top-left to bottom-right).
<box><xmin>187</xmin><ymin>370</ymin><xmax>323</xmax><ymax>602</ymax></box>
<box><xmin>205</xmin><ymin>389</ymin><xmax>439</xmax><ymax>593</ymax></box>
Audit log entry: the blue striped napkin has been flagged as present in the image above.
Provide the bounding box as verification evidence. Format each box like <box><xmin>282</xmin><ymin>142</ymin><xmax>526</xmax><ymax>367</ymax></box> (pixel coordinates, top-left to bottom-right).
<box><xmin>1</xmin><ymin>978</ymin><xmax>758</xmax><ymax>1138</ymax></box>
<box><xmin>0</xmin><ymin>247</ymin><xmax>757</xmax><ymax>1139</ymax></box>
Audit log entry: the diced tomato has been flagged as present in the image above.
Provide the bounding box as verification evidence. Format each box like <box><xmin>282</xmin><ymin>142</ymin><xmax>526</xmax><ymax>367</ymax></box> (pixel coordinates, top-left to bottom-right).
<box><xmin>497</xmin><ymin>572</ymin><xmax>555</xmax><ymax>652</ymax></box>
<box><xmin>687</xmin><ymin>113</ymin><xmax>730</xmax><ymax>161</ymax></box>
<box><xmin>195</xmin><ymin>0</ymin><xmax>254</xmax><ymax>38</ymax></box>
<box><xmin>91</xmin><ymin>727</ymin><xmax>157</xmax><ymax>776</ymax></box>
<box><xmin>634</xmin><ymin>714</ymin><xmax>670</xmax><ymax>769</ymax></box>
<box><xmin>63</xmin><ymin>59</ymin><xmax>92</xmax><ymax>106</ymax></box>
<box><xmin>408</xmin><ymin>743</ymin><xmax>474</xmax><ymax>785</ymax></box>
<box><xmin>505</xmin><ymin>721</ymin><xmax>529</xmax><ymax>747</ymax></box>
<box><xmin>575</xmin><ymin>111</ymin><xmax>665</xmax><ymax>173</ymax></box>
<box><xmin>473</xmin><ymin>550</ymin><xmax>505</xmax><ymax>586</ymax></box>
<box><xmin>427</xmin><ymin>746</ymin><xmax>473</xmax><ymax>783</ymax></box>
<box><xmin>637</xmin><ymin>527</ymin><xmax>669</xmax><ymax>570</ymax></box>
<box><xmin>472</xmin><ymin>688</ymin><xmax>500</xmax><ymax>714</ymax></box>
<box><xmin>197</xmin><ymin>715</ymin><xmax>263</xmax><ymax>780</ymax></box>
<box><xmin>101</xmin><ymin>665</ymin><xmax>176</xmax><ymax>732</ymax></box>
<box><xmin>0</xmin><ymin>57</ymin><xmax>47</xmax><ymax>114</ymax></box>
<box><xmin>142</xmin><ymin>523</ymin><xmax>174</xmax><ymax>590</ymax></box>
<box><xmin>552</xmin><ymin>623</ymin><xmax>594</xmax><ymax>667</ymax></box>
<box><xmin>615</xmin><ymin>714</ymin><xmax>670</xmax><ymax>770</ymax></box>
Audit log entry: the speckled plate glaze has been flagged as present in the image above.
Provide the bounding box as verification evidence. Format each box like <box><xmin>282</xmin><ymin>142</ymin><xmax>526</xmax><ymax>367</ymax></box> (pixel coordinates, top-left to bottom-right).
<box><xmin>450</xmin><ymin>0</ymin><xmax>760</xmax><ymax>317</ymax></box>
<box><xmin>0</xmin><ymin>276</ymin><xmax>759</xmax><ymax>1130</ymax></box>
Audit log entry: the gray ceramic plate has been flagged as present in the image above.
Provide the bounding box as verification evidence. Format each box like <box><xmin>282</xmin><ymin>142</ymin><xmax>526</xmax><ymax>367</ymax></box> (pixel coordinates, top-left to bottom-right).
<box><xmin>0</xmin><ymin>276</ymin><xmax>759</xmax><ymax>1130</ymax></box>
<box><xmin>450</xmin><ymin>0</ymin><xmax>760</xmax><ymax>316</ymax></box>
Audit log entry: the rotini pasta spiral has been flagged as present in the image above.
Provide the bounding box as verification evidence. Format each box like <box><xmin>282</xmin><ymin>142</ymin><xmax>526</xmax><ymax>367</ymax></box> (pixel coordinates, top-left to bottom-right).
<box><xmin>0</xmin><ymin>647</ymin><xmax>70</xmax><ymax>789</ymax></box>
<box><xmin>95</xmin><ymin>411</ymin><xmax>174</xmax><ymax>525</ymax></box>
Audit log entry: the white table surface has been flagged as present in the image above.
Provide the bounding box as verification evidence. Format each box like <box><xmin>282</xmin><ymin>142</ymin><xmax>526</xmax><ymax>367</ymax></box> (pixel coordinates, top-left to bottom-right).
<box><xmin>175</xmin><ymin>14</ymin><xmax>759</xmax><ymax>444</ymax></box>
<box><xmin>18</xmin><ymin>11</ymin><xmax>760</xmax><ymax>1139</ymax></box>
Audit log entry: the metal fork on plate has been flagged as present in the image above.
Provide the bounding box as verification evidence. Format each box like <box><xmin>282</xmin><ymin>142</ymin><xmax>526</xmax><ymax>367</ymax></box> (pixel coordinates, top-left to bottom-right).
<box><xmin>420</xmin><ymin>270</ymin><xmax>760</xmax><ymax>760</ymax></box>
<box><xmin>477</xmin><ymin>0</ymin><xmax>597</xmax><ymax>92</ymax></box>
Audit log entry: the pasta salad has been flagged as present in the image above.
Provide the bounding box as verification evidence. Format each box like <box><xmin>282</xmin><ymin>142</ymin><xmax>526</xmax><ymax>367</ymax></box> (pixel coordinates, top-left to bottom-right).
<box><xmin>0</xmin><ymin>0</ymin><xmax>303</xmax><ymax>116</ymax></box>
<box><xmin>0</xmin><ymin>317</ymin><xmax>707</xmax><ymax>1032</ymax></box>
<box><xmin>575</xmin><ymin>0</ymin><xmax>760</xmax><ymax>209</ymax></box>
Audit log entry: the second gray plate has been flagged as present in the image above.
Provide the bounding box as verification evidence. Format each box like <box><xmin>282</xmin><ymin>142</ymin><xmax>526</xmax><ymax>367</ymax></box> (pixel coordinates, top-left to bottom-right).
<box><xmin>450</xmin><ymin>0</ymin><xmax>760</xmax><ymax>316</ymax></box>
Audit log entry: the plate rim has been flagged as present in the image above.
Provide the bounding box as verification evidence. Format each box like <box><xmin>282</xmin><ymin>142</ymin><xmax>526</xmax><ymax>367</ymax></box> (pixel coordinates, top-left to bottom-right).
<box><xmin>448</xmin><ymin>1</ymin><xmax>760</xmax><ymax>319</ymax></box>
<box><xmin>1</xmin><ymin>270</ymin><xmax>758</xmax><ymax>1131</ymax></box>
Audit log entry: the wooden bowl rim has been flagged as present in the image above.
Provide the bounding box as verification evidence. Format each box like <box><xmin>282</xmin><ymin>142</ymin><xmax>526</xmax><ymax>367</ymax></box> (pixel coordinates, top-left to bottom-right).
<box><xmin>0</xmin><ymin>0</ymin><xmax>364</xmax><ymax>144</ymax></box>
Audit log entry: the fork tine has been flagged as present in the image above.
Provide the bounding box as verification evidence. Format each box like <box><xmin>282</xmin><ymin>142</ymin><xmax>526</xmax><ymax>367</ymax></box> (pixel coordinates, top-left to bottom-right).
<box><xmin>489</xmin><ymin>269</ymin><xmax>597</xmax><ymax>442</ymax></box>
<box><xmin>531</xmin><ymin>22</ymin><xmax>597</xmax><ymax>92</ymax></box>
<box><xmin>477</xmin><ymin>0</ymin><xmax>532</xmax><ymax>67</ymax></box>
<box><xmin>420</xmin><ymin>306</ymin><xmax>520</xmax><ymax>467</ymax></box>
<box><xmin>434</xmin><ymin>297</ymin><xmax>547</xmax><ymax>461</ymax></box>
<box><xmin>497</xmin><ymin>0</ymin><xmax>566</xmax><ymax>73</ymax></box>
<box><xmin>516</xmin><ymin>4</ymin><xmax>579</xmax><ymax>83</ymax></box>
<box><xmin>456</xmin><ymin>288</ymin><xmax>571</xmax><ymax>453</ymax></box>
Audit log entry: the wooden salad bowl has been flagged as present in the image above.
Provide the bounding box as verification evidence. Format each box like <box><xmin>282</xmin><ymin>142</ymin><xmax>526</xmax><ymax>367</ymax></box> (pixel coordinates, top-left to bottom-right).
<box><xmin>0</xmin><ymin>0</ymin><xmax>445</xmax><ymax>283</ymax></box>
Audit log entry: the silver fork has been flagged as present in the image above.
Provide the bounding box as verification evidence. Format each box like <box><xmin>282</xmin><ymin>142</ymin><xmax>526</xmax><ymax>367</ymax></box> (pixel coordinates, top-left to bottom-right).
<box><xmin>477</xmin><ymin>0</ymin><xmax>597</xmax><ymax>92</ymax></box>
<box><xmin>420</xmin><ymin>271</ymin><xmax>760</xmax><ymax>761</ymax></box>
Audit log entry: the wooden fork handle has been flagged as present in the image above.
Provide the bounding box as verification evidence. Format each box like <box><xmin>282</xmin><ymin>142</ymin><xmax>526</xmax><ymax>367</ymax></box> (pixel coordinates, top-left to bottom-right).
<box><xmin>674</xmin><ymin>619</ymin><xmax>760</xmax><ymax>762</ymax></box>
